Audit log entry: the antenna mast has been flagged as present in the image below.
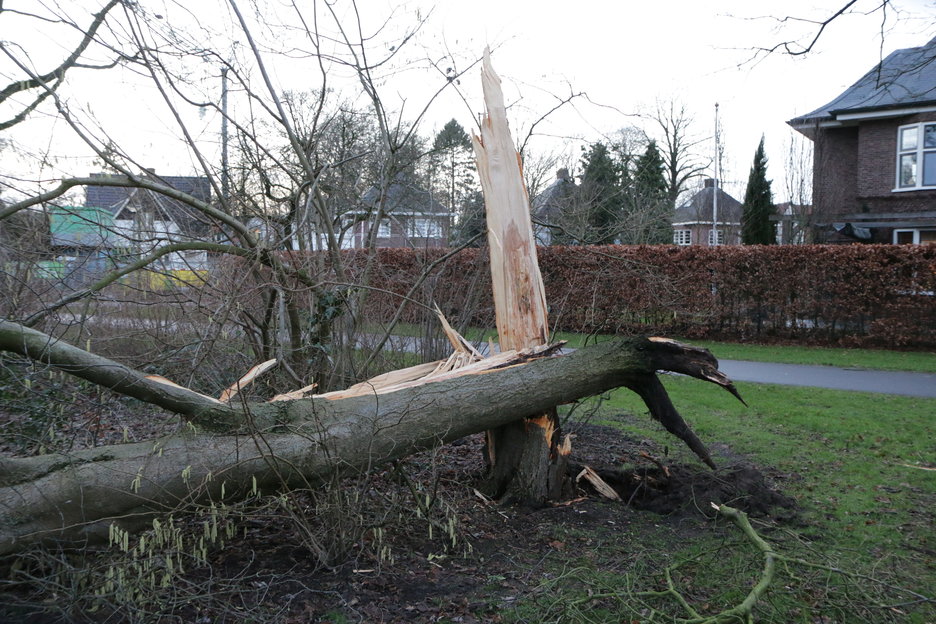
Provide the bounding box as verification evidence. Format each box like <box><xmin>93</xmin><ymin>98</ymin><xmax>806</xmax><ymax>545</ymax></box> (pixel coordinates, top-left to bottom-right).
<box><xmin>712</xmin><ymin>103</ymin><xmax>720</xmax><ymax>246</ymax></box>
<box><xmin>221</xmin><ymin>67</ymin><xmax>230</xmax><ymax>204</ymax></box>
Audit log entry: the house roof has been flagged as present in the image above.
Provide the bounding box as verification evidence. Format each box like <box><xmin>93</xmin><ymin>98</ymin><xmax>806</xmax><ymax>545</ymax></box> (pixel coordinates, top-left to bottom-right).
<box><xmin>789</xmin><ymin>35</ymin><xmax>936</xmax><ymax>130</ymax></box>
<box><xmin>672</xmin><ymin>180</ymin><xmax>742</xmax><ymax>226</ymax></box>
<box><xmin>49</xmin><ymin>205</ymin><xmax>116</xmax><ymax>248</ymax></box>
<box><xmin>359</xmin><ymin>175</ymin><xmax>450</xmax><ymax>215</ymax></box>
<box><xmin>532</xmin><ymin>168</ymin><xmax>576</xmax><ymax>223</ymax></box>
<box><xmin>85</xmin><ymin>172</ymin><xmax>213</xmax><ymax>236</ymax></box>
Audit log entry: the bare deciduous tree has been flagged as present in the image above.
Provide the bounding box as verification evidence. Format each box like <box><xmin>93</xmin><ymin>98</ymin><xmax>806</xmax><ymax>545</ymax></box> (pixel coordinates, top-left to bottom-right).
<box><xmin>645</xmin><ymin>100</ymin><xmax>709</xmax><ymax>210</ymax></box>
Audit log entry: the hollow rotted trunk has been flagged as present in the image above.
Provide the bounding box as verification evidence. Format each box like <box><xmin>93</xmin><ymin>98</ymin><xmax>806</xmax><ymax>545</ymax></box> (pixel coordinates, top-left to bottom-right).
<box><xmin>471</xmin><ymin>48</ymin><xmax>570</xmax><ymax>503</ymax></box>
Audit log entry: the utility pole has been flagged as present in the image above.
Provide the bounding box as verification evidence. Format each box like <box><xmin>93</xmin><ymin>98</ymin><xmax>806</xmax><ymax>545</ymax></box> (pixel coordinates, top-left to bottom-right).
<box><xmin>712</xmin><ymin>102</ymin><xmax>720</xmax><ymax>246</ymax></box>
<box><xmin>221</xmin><ymin>67</ymin><xmax>230</xmax><ymax>204</ymax></box>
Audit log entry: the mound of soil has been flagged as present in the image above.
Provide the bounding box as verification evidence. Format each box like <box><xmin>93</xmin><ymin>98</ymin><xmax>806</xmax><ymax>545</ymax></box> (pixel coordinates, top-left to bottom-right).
<box><xmin>568</xmin><ymin>423</ymin><xmax>799</xmax><ymax>520</ymax></box>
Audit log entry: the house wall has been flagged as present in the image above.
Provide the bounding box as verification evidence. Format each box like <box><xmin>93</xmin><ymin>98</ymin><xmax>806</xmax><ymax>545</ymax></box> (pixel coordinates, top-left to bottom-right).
<box><xmin>346</xmin><ymin>215</ymin><xmax>451</xmax><ymax>249</ymax></box>
<box><xmin>814</xmin><ymin>126</ymin><xmax>859</xmax><ymax>220</ymax></box>
<box><xmin>815</xmin><ymin>113</ymin><xmax>936</xmax><ymax>243</ymax></box>
<box><xmin>672</xmin><ymin>223</ymin><xmax>741</xmax><ymax>246</ymax></box>
<box><xmin>856</xmin><ymin>113</ymin><xmax>936</xmax><ymax>204</ymax></box>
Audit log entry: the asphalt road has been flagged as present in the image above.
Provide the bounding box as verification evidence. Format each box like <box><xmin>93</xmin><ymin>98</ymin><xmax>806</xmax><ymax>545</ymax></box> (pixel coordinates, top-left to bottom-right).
<box><xmin>365</xmin><ymin>334</ymin><xmax>936</xmax><ymax>398</ymax></box>
<box><xmin>716</xmin><ymin>359</ymin><xmax>936</xmax><ymax>398</ymax></box>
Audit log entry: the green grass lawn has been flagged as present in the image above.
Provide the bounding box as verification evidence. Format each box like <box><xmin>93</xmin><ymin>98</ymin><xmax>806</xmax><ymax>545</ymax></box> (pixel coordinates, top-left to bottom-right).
<box><xmin>605</xmin><ymin>377</ymin><xmax>935</xmax><ymax>552</ymax></box>
<box><xmin>513</xmin><ymin>379</ymin><xmax>936</xmax><ymax>623</ymax></box>
<box><xmin>549</xmin><ymin>331</ymin><xmax>936</xmax><ymax>373</ymax></box>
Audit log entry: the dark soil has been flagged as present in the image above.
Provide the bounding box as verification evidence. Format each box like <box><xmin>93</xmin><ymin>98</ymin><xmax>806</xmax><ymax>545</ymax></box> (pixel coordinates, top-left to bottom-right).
<box><xmin>1</xmin><ymin>415</ymin><xmax>800</xmax><ymax>624</ymax></box>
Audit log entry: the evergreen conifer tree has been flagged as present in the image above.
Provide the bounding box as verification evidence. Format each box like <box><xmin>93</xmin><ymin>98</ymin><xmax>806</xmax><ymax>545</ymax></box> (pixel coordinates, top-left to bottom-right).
<box><xmin>630</xmin><ymin>140</ymin><xmax>671</xmax><ymax>244</ymax></box>
<box><xmin>431</xmin><ymin>119</ymin><xmax>476</xmax><ymax>243</ymax></box>
<box><xmin>741</xmin><ymin>136</ymin><xmax>775</xmax><ymax>245</ymax></box>
<box><xmin>578</xmin><ymin>142</ymin><xmax>622</xmax><ymax>244</ymax></box>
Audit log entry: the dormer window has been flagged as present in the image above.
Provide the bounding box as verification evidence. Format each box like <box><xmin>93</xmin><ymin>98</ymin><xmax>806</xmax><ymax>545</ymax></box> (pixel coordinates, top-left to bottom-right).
<box><xmin>897</xmin><ymin>123</ymin><xmax>936</xmax><ymax>189</ymax></box>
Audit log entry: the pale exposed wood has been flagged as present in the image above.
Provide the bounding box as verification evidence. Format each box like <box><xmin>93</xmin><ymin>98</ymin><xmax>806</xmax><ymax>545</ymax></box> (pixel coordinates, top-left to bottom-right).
<box><xmin>270</xmin><ymin>382</ymin><xmax>318</xmax><ymax>402</ymax></box>
<box><xmin>219</xmin><ymin>359</ymin><xmax>278</xmax><ymax>403</ymax></box>
<box><xmin>146</xmin><ymin>374</ymin><xmax>225</xmax><ymax>405</ymax></box>
<box><xmin>558</xmin><ymin>434</ymin><xmax>572</xmax><ymax>456</ymax></box>
<box><xmin>576</xmin><ymin>466</ymin><xmax>622</xmax><ymax>501</ymax></box>
<box><xmin>435</xmin><ymin>305</ymin><xmax>484</xmax><ymax>359</ymax></box>
<box><xmin>317</xmin><ymin>343</ymin><xmax>562</xmax><ymax>401</ymax></box>
<box><xmin>471</xmin><ymin>47</ymin><xmax>549</xmax><ymax>351</ymax></box>
<box><xmin>471</xmin><ymin>48</ymin><xmax>565</xmax><ymax>501</ymax></box>
<box><xmin>318</xmin><ymin>361</ymin><xmax>443</xmax><ymax>399</ymax></box>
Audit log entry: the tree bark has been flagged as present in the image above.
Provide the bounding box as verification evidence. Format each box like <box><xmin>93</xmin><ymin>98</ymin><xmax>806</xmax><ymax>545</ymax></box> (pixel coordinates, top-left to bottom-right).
<box><xmin>0</xmin><ymin>322</ymin><xmax>741</xmax><ymax>556</ymax></box>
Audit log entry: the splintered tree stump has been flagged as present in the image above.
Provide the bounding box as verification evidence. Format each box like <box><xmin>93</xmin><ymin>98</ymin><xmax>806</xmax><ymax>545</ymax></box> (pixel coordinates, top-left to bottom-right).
<box><xmin>471</xmin><ymin>48</ymin><xmax>570</xmax><ymax>503</ymax></box>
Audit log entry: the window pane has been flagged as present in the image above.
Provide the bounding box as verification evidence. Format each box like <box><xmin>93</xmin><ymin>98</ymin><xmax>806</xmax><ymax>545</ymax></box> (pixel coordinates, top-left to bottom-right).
<box><xmin>924</xmin><ymin>124</ymin><xmax>936</xmax><ymax>149</ymax></box>
<box><xmin>895</xmin><ymin>231</ymin><xmax>914</xmax><ymax>244</ymax></box>
<box><xmin>923</xmin><ymin>151</ymin><xmax>936</xmax><ymax>187</ymax></box>
<box><xmin>900</xmin><ymin>126</ymin><xmax>918</xmax><ymax>151</ymax></box>
<box><xmin>920</xmin><ymin>231</ymin><xmax>936</xmax><ymax>245</ymax></box>
<box><xmin>410</xmin><ymin>218</ymin><xmax>434</xmax><ymax>237</ymax></box>
<box><xmin>899</xmin><ymin>153</ymin><xmax>917</xmax><ymax>187</ymax></box>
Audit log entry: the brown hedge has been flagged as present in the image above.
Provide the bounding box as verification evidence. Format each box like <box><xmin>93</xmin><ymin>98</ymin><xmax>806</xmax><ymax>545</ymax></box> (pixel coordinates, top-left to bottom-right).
<box><xmin>346</xmin><ymin>244</ymin><xmax>936</xmax><ymax>349</ymax></box>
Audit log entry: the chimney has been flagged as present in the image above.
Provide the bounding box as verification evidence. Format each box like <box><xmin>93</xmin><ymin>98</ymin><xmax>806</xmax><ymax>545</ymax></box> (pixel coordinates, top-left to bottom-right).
<box><xmin>557</xmin><ymin>168</ymin><xmax>571</xmax><ymax>181</ymax></box>
<box><xmin>704</xmin><ymin>178</ymin><xmax>717</xmax><ymax>188</ymax></box>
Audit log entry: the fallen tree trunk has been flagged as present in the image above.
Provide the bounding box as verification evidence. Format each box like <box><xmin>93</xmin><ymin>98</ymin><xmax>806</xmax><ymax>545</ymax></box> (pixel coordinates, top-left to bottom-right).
<box><xmin>0</xmin><ymin>321</ymin><xmax>741</xmax><ymax>557</ymax></box>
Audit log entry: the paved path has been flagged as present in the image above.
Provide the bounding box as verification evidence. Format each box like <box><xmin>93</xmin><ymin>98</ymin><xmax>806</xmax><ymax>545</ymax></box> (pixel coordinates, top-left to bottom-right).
<box><xmin>364</xmin><ymin>334</ymin><xmax>936</xmax><ymax>398</ymax></box>
<box><xmin>716</xmin><ymin>360</ymin><xmax>936</xmax><ymax>398</ymax></box>
<box><xmin>463</xmin><ymin>340</ymin><xmax>935</xmax><ymax>398</ymax></box>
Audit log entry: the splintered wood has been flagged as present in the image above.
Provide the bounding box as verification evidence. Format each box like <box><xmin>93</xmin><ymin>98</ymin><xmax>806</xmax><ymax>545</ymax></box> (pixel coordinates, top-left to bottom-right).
<box><xmin>576</xmin><ymin>466</ymin><xmax>621</xmax><ymax>501</ymax></box>
<box><xmin>471</xmin><ymin>47</ymin><xmax>549</xmax><ymax>352</ymax></box>
<box><xmin>220</xmin><ymin>359</ymin><xmax>278</xmax><ymax>403</ymax></box>
<box><xmin>145</xmin><ymin>374</ymin><xmax>224</xmax><ymax>404</ymax></box>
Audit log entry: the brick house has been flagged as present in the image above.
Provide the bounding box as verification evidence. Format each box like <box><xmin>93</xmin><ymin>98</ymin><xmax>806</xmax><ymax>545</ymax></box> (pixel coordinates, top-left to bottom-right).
<box><xmin>671</xmin><ymin>178</ymin><xmax>742</xmax><ymax>246</ymax></box>
<box><xmin>346</xmin><ymin>175</ymin><xmax>452</xmax><ymax>249</ymax></box>
<box><xmin>788</xmin><ymin>36</ymin><xmax>936</xmax><ymax>244</ymax></box>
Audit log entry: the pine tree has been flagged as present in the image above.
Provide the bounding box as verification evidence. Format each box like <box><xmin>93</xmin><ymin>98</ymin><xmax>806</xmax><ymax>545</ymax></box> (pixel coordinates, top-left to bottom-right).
<box><xmin>431</xmin><ymin>119</ymin><xmax>475</xmax><ymax>242</ymax></box>
<box><xmin>578</xmin><ymin>142</ymin><xmax>622</xmax><ymax>244</ymax></box>
<box><xmin>629</xmin><ymin>140</ymin><xmax>671</xmax><ymax>244</ymax></box>
<box><xmin>452</xmin><ymin>190</ymin><xmax>486</xmax><ymax>246</ymax></box>
<box><xmin>741</xmin><ymin>137</ymin><xmax>775</xmax><ymax>245</ymax></box>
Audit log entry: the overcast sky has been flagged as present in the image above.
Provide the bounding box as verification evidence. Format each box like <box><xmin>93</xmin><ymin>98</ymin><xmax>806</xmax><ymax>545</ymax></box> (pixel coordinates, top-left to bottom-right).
<box><xmin>2</xmin><ymin>0</ymin><xmax>935</xmax><ymax>205</ymax></box>
<box><xmin>409</xmin><ymin>0</ymin><xmax>936</xmax><ymax>200</ymax></box>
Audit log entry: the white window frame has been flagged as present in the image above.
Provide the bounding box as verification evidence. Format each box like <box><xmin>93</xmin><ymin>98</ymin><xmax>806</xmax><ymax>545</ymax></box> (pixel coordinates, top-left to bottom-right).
<box><xmin>893</xmin><ymin>228</ymin><xmax>936</xmax><ymax>245</ymax></box>
<box><xmin>673</xmin><ymin>229</ymin><xmax>691</xmax><ymax>246</ymax></box>
<box><xmin>707</xmin><ymin>229</ymin><xmax>724</xmax><ymax>246</ymax></box>
<box><xmin>376</xmin><ymin>219</ymin><xmax>392</xmax><ymax>238</ymax></box>
<box><xmin>896</xmin><ymin>122</ymin><xmax>936</xmax><ymax>190</ymax></box>
<box><xmin>409</xmin><ymin>217</ymin><xmax>442</xmax><ymax>238</ymax></box>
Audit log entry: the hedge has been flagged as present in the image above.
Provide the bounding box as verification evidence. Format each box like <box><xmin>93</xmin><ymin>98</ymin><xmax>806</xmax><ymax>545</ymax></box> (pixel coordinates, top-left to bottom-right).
<box><xmin>347</xmin><ymin>244</ymin><xmax>936</xmax><ymax>349</ymax></box>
